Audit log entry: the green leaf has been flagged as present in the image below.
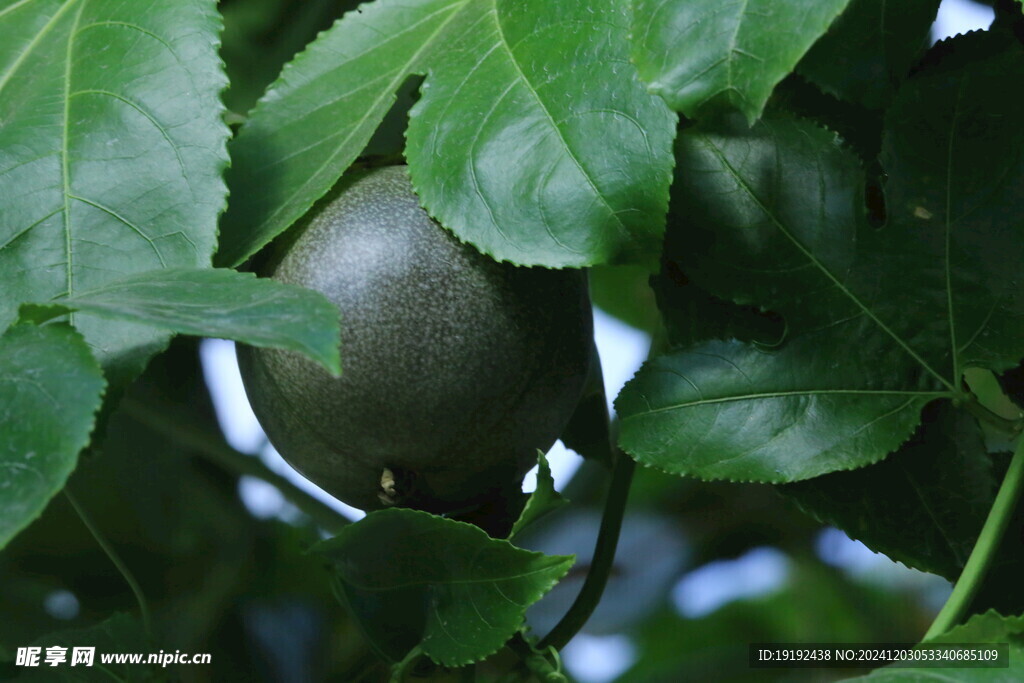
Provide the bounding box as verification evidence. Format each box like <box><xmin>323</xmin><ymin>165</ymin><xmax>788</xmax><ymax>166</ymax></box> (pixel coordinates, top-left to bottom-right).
<box><xmin>856</xmin><ymin>611</ymin><xmax>1024</xmax><ymax>681</ymax></box>
<box><xmin>19</xmin><ymin>268</ymin><xmax>341</xmax><ymax>375</ymax></box>
<box><xmin>12</xmin><ymin>613</ymin><xmax>157</xmax><ymax>681</ymax></box>
<box><xmin>0</xmin><ymin>324</ymin><xmax>104</xmax><ymax>549</ymax></box>
<box><xmin>0</xmin><ymin>0</ymin><xmax>229</xmax><ymax>387</ymax></box>
<box><xmin>510</xmin><ymin>452</ymin><xmax>569</xmax><ymax>539</ymax></box>
<box><xmin>316</xmin><ymin>508</ymin><xmax>573</xmax><ymax>666</ymax></box>
<box><xmin>781</xmin><ymin>403</ymin><xmax>996</xmax><ymax>579</ymax></box>
<box><xmin>796</xmin><ymin>0</ymin><xmax>941</xmax><ymax>109</ymax></box>
<box><xmin>217</xmin><ymin>0</ymin><xmax>464</xmax><ymax>268</ymax></box>
<box><xmin>616</xmin><ymin>337</ymin><xmax>942</xmax><ymax>482</ymax></box>
<box><xmin>631</xmin><ymin>0</ymin><xmax>852</xmax><ymax>123</ymax></box>
<box><xmin>618</xmin><ymin>32</ymin><xmax>1024</xmax><ymax>482</ymax></box>
<box><xmin>406</xmin><ymin>0</ymin><xmax>676</xmax><ymax>269</ymax></box>
<box><xmin>221</xmin><ymin>0</ymin><xmax>675</xmax><ymax>270</ymax></box>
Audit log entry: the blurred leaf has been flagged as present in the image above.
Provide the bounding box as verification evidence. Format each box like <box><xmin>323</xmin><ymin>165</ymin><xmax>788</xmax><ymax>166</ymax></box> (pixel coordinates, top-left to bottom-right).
<box><xmin>13</xmin><ymin>614</ymin><xmax>158</xmax><ymax>682</ymax></box>
<box><xmin>589</xmin><ymin>265</ymin><xmax>661</xmax><ymax>334</ymax></box>
<box><xmin>0</xmin><ymin>0</ymin><xmax>229</xmax><ymax>387</ymax></box>
<box><xmin>559</xmin><ymin>339</ymin><xmax>613</xmax><ymax>467</ymax></box>
<box><xmin>217</xmin><ymin>0</ymin><xmax>463</xmax><ymax>267</ymax></box>
<box><xmin>407</xmin><ymin>0</ymin><xmax>676</xmax><ymax>269</ymax></box>
<box><xmin>0</xmin><ymin>324</ymin><xmax>104</xmax><ymax>549</ymax></box>
<box><xmin>631</xmin><ymin>0</ymin><xmax>851</xmax><ymax>122</ymax></box>
<box><xmin>618</xmin><ymin>33</ymin><xmax>1024</xmax><ymax>483</ymax></box>
<box><xmin>509</xmin><ymin>452</ymin><xmax>568</xmax><ymax>539</ymax></box>
<box><xmin>797</xmin><ymin>0</ymin><xmax>940</xmax><ymax>109</ymax></box>
<box><xmin>316</xmin><ymin>508</ymin><xmax>572</xmax><ymax>666</ymax></box>
<box><xmin>781</xmin><ymin>403</ymin><xmax>995</xmax><ymax>580</ymax></box>
<box><xmin>623</xmin><ymin>559</ymin><xmax>929</xmax><ymax>683</ymax></box>
<box><xmin>857</xmin><ymin>611</ymin><xmax>1024</xmax><ymax>681</ymax></box>
<box><xmin>20</xmin><ymin>268</ymin><xmax>341</xmax><ymax>375</ymax></box>
<box><xmin>0</xmin><ymin>339</ymin><xmax>257</xmax><ymax>656</ymax></box>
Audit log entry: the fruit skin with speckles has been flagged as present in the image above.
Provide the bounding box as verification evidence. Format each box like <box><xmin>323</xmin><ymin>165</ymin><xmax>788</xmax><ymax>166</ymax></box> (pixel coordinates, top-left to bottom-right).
<box><xmin>238</xmin><ymin>166</ymin><xmax>593</xmax><ymax>513</ymax></box>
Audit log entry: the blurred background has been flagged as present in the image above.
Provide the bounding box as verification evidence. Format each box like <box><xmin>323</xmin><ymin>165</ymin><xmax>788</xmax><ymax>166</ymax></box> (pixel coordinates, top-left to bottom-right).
<box><xmin>0</xmin><ymin>1</ymin><xmax>1008</xmax><ymax>681</ymax></box>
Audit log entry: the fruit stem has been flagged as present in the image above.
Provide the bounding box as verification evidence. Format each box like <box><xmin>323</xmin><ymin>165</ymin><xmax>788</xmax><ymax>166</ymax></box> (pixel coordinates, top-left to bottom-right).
<box><xmin>538</xmin><ymin>450</ymin><xmax>636</xmax><ymax>651</ymax></box>
<box><xmin>122</xmin><ymin>397</ymin><xmax>350</xmax><ymax>534</ymax></box>
<box><xmin>65</xmin><ymin>488</ymin><xmax>153</xmax><ymax>640</ymax></box>
<box><xmin>925</xmin><ymin>434</ymin><xmax>1024</xmax><ymax>640</ymax></box>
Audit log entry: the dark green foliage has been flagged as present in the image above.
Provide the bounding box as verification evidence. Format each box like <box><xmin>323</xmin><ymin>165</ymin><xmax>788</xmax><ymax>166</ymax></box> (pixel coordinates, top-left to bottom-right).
<box><xmin>2</xmin><ymin>0</ymin><xmax>1023</xmax><ymax>679</ymax></box>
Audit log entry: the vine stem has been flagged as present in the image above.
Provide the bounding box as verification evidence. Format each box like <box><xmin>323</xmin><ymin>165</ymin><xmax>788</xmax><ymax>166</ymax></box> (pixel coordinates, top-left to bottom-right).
<box><xmin>925</xmin><ymin>434</ymin><xmax>1024</xmax><ymax>640</ymax></box>
<box><xmin>64</xmin><ymin>488</ymin><xmax>153</xmax><ymax>639</ymax></box>
<box><xmin>121</xmin><ymin>397</ymin><xmax>350</xmax><ymax>535</ymax></box>
<box><xmin>538</xmin><ymin>450</ymin><xmax>636</xmax><ymax>651</ymax></box>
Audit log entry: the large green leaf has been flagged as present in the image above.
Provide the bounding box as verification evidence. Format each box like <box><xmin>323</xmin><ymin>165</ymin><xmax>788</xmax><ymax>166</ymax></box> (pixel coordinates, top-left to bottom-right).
<box><xmin>857</xmin><ymin>611</ymin><xmax>1024</xmax><ymax>681</ymax></box>
<box><xmin>220</xmin><ymin>0</ymin><xmax>675</xmax><ymax>271</ymax></box>
<box><xmin>616</xmin><ymin>337</ymin><xmax>943</xmax><ymax>482</ymax></box>
<box><xmin>796</xmin><ymin>0</ymin><xmax>941</xmax><ymax>109</ymax></box>
<box><xmin>0</xmin><ymin>324</ymin><xmax>104</xmax><ymax>549</ymax></box>
<box><xmin>631</xmin><ymin>0</ymin><xmax>851</xmax><ymax>123</ymax></box>
<box><xmin>406</xmin><ymin>0</ymin><xmax>676</xmax><ymax>269</ymax></box>
<box><xmin>217</xmin><ymin>0</ymin><xmax>464</xmax><ymax>267</ymax></box>
<box><xmin>0</xmin><ymin>0</ymin><xmax>229</xmax><ymax>387</ymax></box>
<box><xmin>782</xmin><ymin>403</ymin><xmax>995</xmax><ymax>579</ymax></box>
<box><xmin>316</xmin><ymin>508</ymin><xmax>572</xmax><ymax>666</ymax></box>
<box><xmin>618</xmin><ymin>33</ymin><xmax>1024</xmax><ymax>482</ymax></box>
<box><xmin>20</xmin><ymin>268</ymin><xmax>341</xmax><ymax>375</ymax></box>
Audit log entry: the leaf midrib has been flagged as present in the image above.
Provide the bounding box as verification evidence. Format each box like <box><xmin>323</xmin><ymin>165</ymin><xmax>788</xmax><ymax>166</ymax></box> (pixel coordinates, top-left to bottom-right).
<box><xmin>341</xmin><ymin>559</ymin><xmax>567</xmax><ymax>592</ymax></box>
<box><xmin>489</xmin><ymin>1</ymin><xmax>631</xmax><ymax>243</ymax></box>
<box><xmin>631</xmin><ymin>388</ymin><xmax>951</xmax><ymax>417</ymax></box>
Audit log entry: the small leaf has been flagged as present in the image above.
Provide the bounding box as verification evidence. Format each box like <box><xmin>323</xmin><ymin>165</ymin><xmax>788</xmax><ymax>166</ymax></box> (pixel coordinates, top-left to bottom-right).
<box><xmin>0</xmin><ymin>324</ymin><xmax>104</xmax><ymax>549</ymax></box>
<box><xmin>218</xmin><ymin>0</ymin><xmax>465</xmax><ymax>267</ymax></box>
<box><xmin>19</xmin><ymin>268</ymin><xmax>341</xmax><ymax>375</ymax></box>
<box><xmin>510</xmin><ymin>451</ymin><xmax>569</xmax><ymax>539</ymax></box>
<box><xmin>796</xmin><ymin>0</ymin><xmax>941</xmax><ymax>109</ymax></box>
<box><xmin>316</xmin><ymin>508</ymin><xmax>573</xmax><ymax>666</ymax></box>
<box><xmin>781</xmin><ymin>402</ymin><xmax>996</xmax><ymax>579</ymax></box>
<box><xmin>407</xmin><ymin>0</ymin><xmax>676</xmax><ymax>269</ymax></box>
<box><xmin>855</xmin><ymin>611</ymin><xmax>1024</xmax><ymax>680</ymax></box>
<box><xmin>618</xmin><ymin>33</ymin><xmax>1024</xmax><ymax>483</ymax></box>
<box><xmin>631</xmin><ymin>0</ymin><xmax>852</xmax><ymax>122</ymax></box>
<box><xmin>12</xmin><ymin>613</ymin><xmax>154</xmax><ymax>681</ymax></box>
<box><xmin>0</xmin><ymin>0</ymin><xmax>230</xmax><ymax>387</ymax></box>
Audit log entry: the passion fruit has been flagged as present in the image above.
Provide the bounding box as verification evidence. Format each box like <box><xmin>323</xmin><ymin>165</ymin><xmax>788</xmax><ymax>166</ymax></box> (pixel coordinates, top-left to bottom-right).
<box><xmin>237</xmin><ymin>166</ymin><xmax>592</xmax><ymax>513</ymax></box>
